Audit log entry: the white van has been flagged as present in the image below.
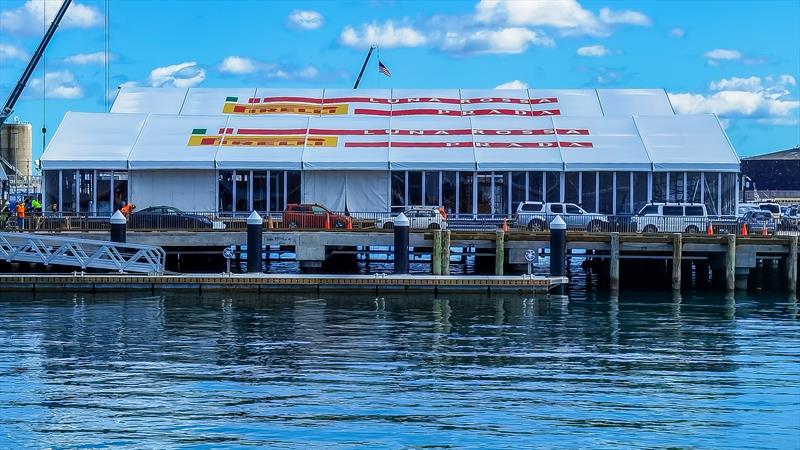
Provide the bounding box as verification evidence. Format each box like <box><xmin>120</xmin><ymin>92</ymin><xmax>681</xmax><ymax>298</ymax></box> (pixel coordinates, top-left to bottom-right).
<box><xmin>632</xmin><ymin>203</ymin><xmax>708</xmax><ymax>233</ymax></box>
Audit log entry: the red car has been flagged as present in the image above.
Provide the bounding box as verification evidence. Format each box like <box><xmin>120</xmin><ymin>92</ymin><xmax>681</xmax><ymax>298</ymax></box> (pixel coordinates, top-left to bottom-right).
<box><xmin>283</xmin><ymin>203</ymin><xmax>351</xmax><ymax>229</ymax></box>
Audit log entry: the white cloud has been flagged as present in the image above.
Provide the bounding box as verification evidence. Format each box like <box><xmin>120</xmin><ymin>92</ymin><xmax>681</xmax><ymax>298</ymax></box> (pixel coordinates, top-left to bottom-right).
<box><xmin>669</xmin><ymin>27</ymin><xmax>685</xmax><ymax>38</ymax></box>
<box><xmin>577</xmin><ymin>44</ymin><xmax>609</xmax><ymax>57</ymax></box>
<box><xmin>670</xmin><ymin>74</ymin><xmax>799</xmax><ymax>124</ymax></box>
<box><xmin>598</xmin><ymin>7</ymin><xmax>651</xmax><ymax>26</ymax></box>
<box><xmin>28</xmin><ymin>71</ymin><xmax>83</xmax><ymax>99</ymax></box>
<box><xmin>0</xmin><ymin>43</ymin><xmax>27</xmax><ymax>60</ymax></box>
<box><xmin>440</xmin><ymin>27</ymin><xmax>553</xmax><ymax>55</ymax></box>
<box><xmin>495</xmin><ymin>80</ymin><xmax>528</xmax><ymax>89</ymax></box>
<box><xmin>267</xmin><ymin>69</ymin><xmax>290</xmax><ymax>80</ymax></box>
<box><xmin>218</xmin><ymin>56</ymin><xmax>257</xmax><ymax>74</ymax></box>
<box><xmin>0</xmin><ymin>0</ymin><xmax>102</xmax><ymax>35</ymax></box>
<box><xmin>287</xmin><ymin>10</ymin><xmax>323</xmax><ymax>30</ymax></box>
<box><xmin>148</xmin><ymin>61</ymin><xmax>206</xmax><ymax>88</ymax></box>
<box><xmin>704</xmin><ymin>48</ymin><xmax>741</xmax><ymax>64</ymax></box>
<box><xmin>340</xmin><ymin>20</ymin><xmax>427</xmax><ymax>48</ymax></box>
<box><xmin>64</xmin><ymin>51</ymin><xmax>112</xmax><ymax>65</ymax></box>
<box><xmin>297</xmin><ymin>65</ymin><xmax>320</xmax><ymax>79</ymax></box>
<box><xmin>475</xmin><ymin>0</ymin><xmax>605</xmax><ymax>35</ymax></box>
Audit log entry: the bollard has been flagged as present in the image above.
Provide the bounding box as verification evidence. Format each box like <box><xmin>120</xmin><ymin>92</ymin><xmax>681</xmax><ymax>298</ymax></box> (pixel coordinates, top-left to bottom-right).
<box><xmin>246</xmin><ymin>211</ymin><xmax>263</xmax><ymax>273</ymax></box>
<box><xmin>549</xmin><ymin>215</ymin><xmax>567</xmax><ymax>295</ymax></box>
<box><xmin>442</xmin><ymin>229</ymin><xmax>451</xmax><ymax>276</ymax></box>
<box><xmin>432</xmin><ymin>230</ymin><xmax>442</xmax><ymax>275</ymax></box>
<box><xmin>393</xmin><ymin>212</ymin><xmax>410</xmax><ymax>274</ymax></box>
<box><xmin>110</xmin><ymin>210</ymin><xmax>127</xmax><ymax>243</ymax></box>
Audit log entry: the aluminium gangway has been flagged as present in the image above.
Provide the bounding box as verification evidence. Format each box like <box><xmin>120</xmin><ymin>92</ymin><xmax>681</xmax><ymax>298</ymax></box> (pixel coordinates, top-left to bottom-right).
<box><xmin>0</xmin><ymin>232</ymin><xmax>165</xmax><ymax>274</ymax></box>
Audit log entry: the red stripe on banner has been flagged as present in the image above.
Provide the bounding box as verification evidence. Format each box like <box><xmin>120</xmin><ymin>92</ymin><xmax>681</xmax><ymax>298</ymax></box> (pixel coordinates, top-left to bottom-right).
<box><xmin>344</xmin><ymin>142</ymin><xmax>391</xmax><ymax>147</ymax></box>
<box><xmin>556</xmin><ymin>128</ymin><xmax>590</xmax><ymax>135</ymax></box>
<box><xmin>389</xmin><ymin>109</ymin><xmax>462</xmax><ymax>116</ymax></box>
<box><xmin>532</xmin><ymin>109</ymin><xmax>561</xmax><ymax>116</ymax></box>
<box><xmin>474</xmin><ymin>142</ymin><xmax>558</xmax><ymax>148</ymax></box>
<box><xmin>558</xmin><ymin>142</ymin><xmax>593</xmax><ymax>147</ymax></box>
<box><xmin>461</xmin><ymin>97</ymin><xmax>530</xmax><ymax>104</ymax></box>
<box><xmin>235</xmin><ymin>128</ymin><xmax>309</xmax><ymax>135</ymax></box>
<box><xmin>391</xmin><ymin>97</ymin><xmax>462</xmax><ymax>104</ymax></box>
<box><xmin>473</xmin><ymin>129</ymin><xmax>555</xmax><ymax>135</ymax></box>
<box><xmin>340</xmin><ymin>141</ymin><xmax>593</xmax><ymax>148</ymax></box>
<box><xmin>324</xmin><ymin>97</ymin><xmax>391</xmax><ymax>104</ymax></box>
<box><xmin>259</xmin><ymin>96</ymin><xmax>323</xmax><ymax>103</ymax></box>
<box><xmin>353</xmin><ymin>108</ymin><xmax>392</xmax><ymax>116</ymax></box>
<box><xmin>390</xmin><ymin>141</ymin><xmax>474</xmax><ymax>147</ymax></box>
<box><xmin>463</xmin><ymin>108</ymin><xmax>534</xmax><ymax>116</ymax></box>
<box><xmin>530</xmin><ymin>97</ymin><xmax>559</xmax><ymax>104</ymax></box>
<box><xmin>308</xmin><ymin>128</ymin><xmax>389</xmax><ymax>135</ymax></box>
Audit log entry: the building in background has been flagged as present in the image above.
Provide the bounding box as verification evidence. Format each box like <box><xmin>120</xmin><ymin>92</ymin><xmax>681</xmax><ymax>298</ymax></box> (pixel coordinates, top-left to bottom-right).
<box><xmin>39</xmin><ymin>87</ymin><xmax>741</xmax><ymax>216</ymax></box>
<box><xmin>0</xmin><ymin>120</ymin><xmax>36</xmax><ymax>202</ymax></box>
<box><xmin>741</xmin><ymin>147</ymin><xmax>800</xmax><ymax>203</ymax></box>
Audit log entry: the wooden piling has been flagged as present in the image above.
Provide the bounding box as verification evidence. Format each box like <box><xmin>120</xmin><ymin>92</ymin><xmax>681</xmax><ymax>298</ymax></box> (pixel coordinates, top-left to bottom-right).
<box><xmin>726</xmin><ymin>234</ymin><xmax>736</xmax><ymax>292</ymax></box>
<box><xmin>788</xmin><ymin>235</ymin><xmax>798</xmax><ymax>296</ymax></box>
<box><xmin>672</xmin><ymin>233</ymin><xmax>682</xmax><ymax>291</ymax></box>
<box><xmin>495</xmin><ymin>230</ymin><xmax>505</xmax><ymax>276</ymax></box>
<box><xmin>441</xmin><ymin>230</ymin><xmax>451</xmax><ymax>276</ymax></box>
<box><xmin>432</xmin><ymin>230</ymin><xmax>442</xmax><ymax>275</ymax></box>
<box><xmin>610</xmin><ymin>232</ymin><xmax>620</xmax><ymax>293</ymax></box>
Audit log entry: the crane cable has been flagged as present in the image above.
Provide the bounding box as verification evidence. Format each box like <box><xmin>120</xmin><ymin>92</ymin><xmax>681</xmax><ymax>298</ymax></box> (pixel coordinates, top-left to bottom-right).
<box><xmin>104</xmin><ymin>0</ymin><xmax>109</xmax><ymax>111</ymax></box>
<box><xmin>41</xmin><ymin>2</ymin><xmax>46</xmax><ymax>153</ymax></box>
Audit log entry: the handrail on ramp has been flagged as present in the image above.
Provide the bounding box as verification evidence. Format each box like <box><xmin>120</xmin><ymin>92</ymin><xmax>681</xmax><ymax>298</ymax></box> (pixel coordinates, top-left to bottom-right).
<box><xmin>0</xmin><ymin>232</ymin><xmax>166</xmax><ymax>274</ymax></box>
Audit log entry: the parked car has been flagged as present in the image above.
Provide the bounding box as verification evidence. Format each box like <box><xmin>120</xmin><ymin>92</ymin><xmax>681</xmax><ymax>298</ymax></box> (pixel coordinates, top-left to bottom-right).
<box><xmin>283</xmin><ymin>203</ymin><xmax>351</xmax><ymax>229</ymax></box>
<box><xmin>515</xmin><ymin>201</ymin><xmax>610</xmax><ymax>232</ymax></box>
<box><xmin>737</xmin><ymin>205</ymin><xmax>759</xmax><ymax>217</ymax></box>
<box><xmin>129</xmin><ymin>206</ymin><xmax>213</xmax><ymax>229</ymax></box>
<box><xmin>758</xmin><ymin>202</ymin><xmax>782</xmax><ymax>219</ymax></box>
<box><xmin>632</xmin><ymin>203</ymin><xmax>708</xmax><ymax>233</ymax></box>
<box><xmin>377</xmin><ymin>206</ymin><xmax>447</xmax><ymax>230</ymax></box>
<box><xmin>738</xmin><ymin>210</ymin><xmax>778</xmax><ymax>234</ymax></box>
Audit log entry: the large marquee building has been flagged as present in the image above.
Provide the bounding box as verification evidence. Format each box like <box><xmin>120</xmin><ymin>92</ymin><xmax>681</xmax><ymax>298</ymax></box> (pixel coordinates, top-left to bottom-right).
<box><xmin>40</xmin><ymin>87</ymin><xmax>740</xmax><ymax>216</ymax></box>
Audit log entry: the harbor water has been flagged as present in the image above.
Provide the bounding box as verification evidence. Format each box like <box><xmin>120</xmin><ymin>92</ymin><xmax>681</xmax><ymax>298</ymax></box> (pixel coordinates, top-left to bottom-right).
<box><xmin>1</xmin><ymin>287</ymin><xmax>798</xmax><ymax>449</ymax></box>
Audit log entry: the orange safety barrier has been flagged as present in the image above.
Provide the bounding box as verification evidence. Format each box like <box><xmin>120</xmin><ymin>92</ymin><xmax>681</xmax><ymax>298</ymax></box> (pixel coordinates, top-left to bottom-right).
<box><xmin>706</xmin><ymin>222</ymin><xmax>714</xmax><ymax>235</ymax></box>
<box><xmin>324</xmin><ymin>214</ymin><xmax>331</xmax><ymax>230</ymax></box>
<box><xmin>346</xmin><ymin>217</ymin><xmax>353</xmax><ymax>230</ymax></box>
<box><xmin>740</xmin><ymin>223</ymin><xmax>748</xmax><ymax>236</ymax></box>
<box><xmin>761</xmin><ymin>226</ymin><xmax>768</xmax><ymax>236</ymax></box>
<box><xmin>500</xmin><ymin>218</ymin><xmax>509</xmax><ymax>232</ymax></box>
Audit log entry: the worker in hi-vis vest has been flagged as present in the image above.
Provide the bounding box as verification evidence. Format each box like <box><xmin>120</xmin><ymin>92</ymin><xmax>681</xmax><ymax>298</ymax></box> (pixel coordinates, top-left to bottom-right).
<box><xmin>15</xmin><ymin>202</ymin><xmax>25</xmax><ymax>230</ymax></box>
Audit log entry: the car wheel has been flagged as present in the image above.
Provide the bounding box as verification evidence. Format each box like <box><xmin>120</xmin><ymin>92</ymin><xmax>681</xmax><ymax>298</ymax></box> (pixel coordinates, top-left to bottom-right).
<box><xmin>382</xmin><ymin>222</ymin><xmax>394</xmax><ymax>230</ymax></box>
<box><xmin>428</xmin><ymin>223</ymin><xmax>440</xmax><ymax>230</ymax></box>
<box><xmin>685</xmin><ymin>225</ymin><xmax>700</xmax><ymax>234</ymax></box>
<box><xmin>586</xmin><ymin>220</ymin><xmax>604</xmax><ymax>233</ymax></box>
<box><xmin>643</xmin><ymin>224</ymin><xmax>658</xmax><ymax>233</ymax></box>
<box><xmin>288</xmin><ymin>220</ymin><xmax>299</xmax><ymax>229</ymax></box>
<box><xmin>528</xmin><ymin>219</ymin><xmax>545</xmax><ymax>231</ymax></box>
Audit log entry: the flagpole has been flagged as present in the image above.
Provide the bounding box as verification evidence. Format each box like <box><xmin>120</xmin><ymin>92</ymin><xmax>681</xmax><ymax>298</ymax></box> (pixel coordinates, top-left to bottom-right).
<box><xmin>353</xmin><ymin>44</ymin><xmax>376</xmax><ymax>89</ymax></box>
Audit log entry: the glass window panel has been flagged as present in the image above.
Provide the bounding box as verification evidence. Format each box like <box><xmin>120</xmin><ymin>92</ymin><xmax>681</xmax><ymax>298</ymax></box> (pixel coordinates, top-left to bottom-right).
<box><xmin>424</xmin><ymin>171</ymin><xmax>439</xmax><ymax>206</ymax></box>
<box><xmin>442</xmin><ymin>171</ymin><xmax>456</xmax><ymax>214</ymax></box>
<box><xmin>545</xmin><ymin>172</ymin><xmax>560</xmax><ymax>203</ymax></box>
<box><xmin>633</xmin><ymin>172</ymin><xmax>649</xmax><ymax>212</ymax></box>
<box><xmin>44</xmin><ymin>171</ymin><xmax>59</xmax><ymax>214</ymax></box>
<box><xmin>663</xmin><ymin>206</ymin><xmax>684</xmax><ymax>216</ymax></box>
<box><xmin>493</xmin><ymin>172</ymin><xmax>509</xmax><ymax>215</ymax></box>
<box><xmin>270</xmin><ymin>171</ymin><xmax>283</xmax><ymax>212</ymax></box>
<box><xmin>511</xmin><ymin>171</ymin><xmax>526</xmax><ymax>212</ymax></box>
<box><xmin>113</xmin><ymin>172</ymin><xmax>128</xmax><ymax>212</ymax></box>
<box><xmin>669</xmin><ymin>171</ymin><xmax>685</xmax><ymax>203</ymax></box>
<box><xmin>476</xmin><ymin>172</ymin><xmax>492</xmax><ymax>214</ymax></box>
<box><xmin>408</xmin><ymin>171</ymin><xmax>422</xmax><ymax>206</ymax></box>
<box><xmin>78</xmin><ymin>170</ymin><xmax>93</xmax><ymax>213</ymax></box>
<box><xmin>687</xmin><ymin>172</ymin><xmax>702</xmax><ymax>204</ymax></box>
<box><xmin>96</xmin><ymin>171</ymin><xmax>112</xmax><ymax>214</ymax></box>
<box><xmin>528</xmin><ymin>172</ymin><xmax>543</xmax><ymax>202</ymax></box>
<box><xmin>61</xmin><ymin>170</ymin><xmax>76</xmax><ymax>213</ymax></box>
<box><xmin>599</xmin><ymin>172</ymin><xmax>613</xmax><ymax>214</ymax></box>
<box><xmin>286</xmin><ymin>171</ymin><xmax>301</xmax><ymax>206</ymax></box>
<box><xmin>616</xmin><ymin>171</ymin><xmax>632</xmax><ymax>214</ymax></box>
<box><xmin>253</xmin><ymin>171</ymin><xmax>268</xmax><ymax>212</ymax></box>
<box><xmin>703</xmin><ymin>172</ymin><xmax>720</xmax><ymax>216</ymax></box>
<box><xmin>391</xmin><ymin>171</ymin><xmax>405</xmax><ymax>209</ymax></box>
<box><xmin>235</xmin><ymin>170</ymin><xmax>249</xmax><ymax>212</ymax></box>
<box><xmin>721</xmin><ymin>172</ymin><xmax>736</xmax><ymax>215</ymax></box>
<box><xmin>218</xmin><ymin>170</ymin><xmax>233</xmax><ymax>212</ymax></box>
<box><xmin>565</xmin><ymin>172</ymin><xmax>579</xmax><ymax>205</ymax></box>
<box><xmin>581</xmin><ymin>172</ymin><xmax>597</xmax><ymax>213</ymax></box>
<box><xmin>652</xmin><ymin>172</ymin><xmax>667</xmax><ymax>203</ymax></box>
<box><xmin>458</xmin><ymin>172</ymin><xmax>473</xmax><ymax>215</ymax></box>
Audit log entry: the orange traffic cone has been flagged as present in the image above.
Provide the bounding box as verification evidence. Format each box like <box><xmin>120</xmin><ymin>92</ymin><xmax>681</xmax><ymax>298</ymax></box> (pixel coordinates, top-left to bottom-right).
<box><xmin>706</xmin><ymin>222</ymin><xmax>714</xmax><ymax>235</ymax></box>
<box><xmin>346</xmin><ymin>217</ymin><xmax>353</xmax><ymax>230</ymax></box>
<box><xmin>501</xmin><ymin>218</ymin><xmax>509</xmax><ymax>232</ymax></box>
<box><xmin>761</xmin><ymin>225</ymin><xmax>768</xmax><ymax>236</ymax></box>
<box><xmin>740</xmin><ymin>223</ymin><xmax>748</xmax><ymax>236</ymax></box>
<box><xmin>324</xmin><ymin>215</ymin><xmax>331</xmax><ymax>230</ymax></box>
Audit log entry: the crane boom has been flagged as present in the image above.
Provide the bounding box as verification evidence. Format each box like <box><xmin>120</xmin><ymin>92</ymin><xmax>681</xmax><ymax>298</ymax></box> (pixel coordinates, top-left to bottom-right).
<box><xmin>0</xmin><ymin>0</ymin><xmax>73</xmax><ymax>127</ymax></box>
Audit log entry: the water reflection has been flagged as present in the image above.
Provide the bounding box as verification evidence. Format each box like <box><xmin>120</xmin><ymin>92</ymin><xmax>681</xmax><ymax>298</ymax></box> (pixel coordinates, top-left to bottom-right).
<box><xmin>0</xmin><ymin>291</ymin><xmax>798</xmax><ymax>448</ymax></box>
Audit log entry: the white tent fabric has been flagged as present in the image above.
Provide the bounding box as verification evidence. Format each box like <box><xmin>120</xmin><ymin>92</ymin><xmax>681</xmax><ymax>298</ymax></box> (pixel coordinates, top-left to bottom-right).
<box><xmin>181</xmin><ymin>88</ymin><xmax>257</xmax><ymax>115</ymax></box>
<box><xmin>390</xmin><ymin>89</ymin><xmax>462</xmax><ymax>117</ymax></box>
<box><xmin>531</xmin><ymin>89</ymin><xmax>603</xmax><ymax>116</ymax></box>
<box><xmin>128</xmin><ymin>115</ymin><xmax>228</xmax><ymax>169</ymax></box>
<box><xmin>111</xmin><ymin>86</ymin><xmax>187</xmax><ymax>114</ymax></box>
<box><xmin>555</xmin><ymin>116</ymin><xmax>652</xmax><ymax>171</ymax></box>
<box><xmin>301</xmin><ymin>170</ymin><xmax>389</xmax><ymax>212</ymax></box>
<box><xmin>130</xmin><ymin>169</ymin><xmax>216</xmax><ymax>211</ymax></box>
<box><xmin>302</xmin><ymin>117</ymin><xmax>389</xmax><ymax>170</ymax></box>
<box><xmin>322</xmin><ymin>89</ymin><xmax>392</xmax><ymax>116</ymax></box>
<box><xmin>597</xmin><ymin>89</ymin><xmax>675</xmax><ymax>116</ymax></box>
<box><xmin>471</xmin><ymin>116</ymin><xmax>562</xmax><ymax>171</ymax></box>
<box><xmin>388</xmin><ymin>117</ymin><xmax>476</xmax><ymax>170</ymax></box>
<box><xmin>215</xmin><ymin>116</ymin><xmax>307</xmax><ymax>170</ymax></box>
<box><xmin>460</xmin><ymin>89</ymin><xmax>532</xmax><ymax>117</ymax></box>
<box><xmin>41</xmin><ymin>112</ymin><xmax>146</xmax><ymax>170</ymax></box>
<box><xmin>635</xmin><ymin>114</ymin><xmax>740</xmax><ymax>172</ymax></box>
<box><xmin>302</xmin><ymin>171</ymin><xmax>346</xmax><ymax>210</ymax></box>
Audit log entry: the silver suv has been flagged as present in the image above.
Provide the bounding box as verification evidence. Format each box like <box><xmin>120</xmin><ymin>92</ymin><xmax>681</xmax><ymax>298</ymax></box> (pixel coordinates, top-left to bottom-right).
<box><xmin>632</xmin><ymin>203</ymin><xmax>708</xmax><ymax>233</ymax></box>
<box><xmin>516</xmin><ymin>202</ymin><xmax>611</xmax><ymax>232</ymax></box>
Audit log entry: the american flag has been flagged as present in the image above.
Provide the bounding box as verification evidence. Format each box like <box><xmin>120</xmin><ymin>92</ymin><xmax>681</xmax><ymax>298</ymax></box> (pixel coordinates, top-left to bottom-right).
<box><xmin>378</xmin><ymin>60</ymin><xmax>391</xmax><ymax>77</ymax></box>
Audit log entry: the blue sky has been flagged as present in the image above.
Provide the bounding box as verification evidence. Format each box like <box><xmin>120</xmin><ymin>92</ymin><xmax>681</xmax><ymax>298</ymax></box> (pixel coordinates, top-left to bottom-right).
<box><xmin>1</xmin><ymin>0</ymin><xmax>798</xmax><ymax>161</ymax></box>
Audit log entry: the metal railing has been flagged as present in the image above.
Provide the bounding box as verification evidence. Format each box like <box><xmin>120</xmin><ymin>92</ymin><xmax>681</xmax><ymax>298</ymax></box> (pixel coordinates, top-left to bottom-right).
<box><xmin>5</xmin><ymin>210</ymin><xmax>799</xmax><ymax>235</ymax></box>
<box><xmin>0</xmin><ymin>232</ymin><xmax>166</xmax><ymax>274</ymax></box>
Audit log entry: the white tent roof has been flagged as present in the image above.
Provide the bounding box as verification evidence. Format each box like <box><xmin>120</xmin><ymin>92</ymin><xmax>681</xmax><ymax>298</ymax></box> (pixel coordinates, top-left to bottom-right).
<box><xmin>181</xmin><ymin>88</ymin><xmax>256</xmax><ymax>116</ymax></box>
<box><xmin>635</xmin><ymin>114</ymin><xmax>739</xmax><ymax>172</ymax></box>
<box><xmin>303</xmin><ymin>116</ymin><xmax>390</xmax><ymax>170</ymax></box>
<box><xmin>597</xmin><ymin>89</ymin><xmax>675</xmax><ymax>116</ymax></box>
<box><xmin>388</xmin><ymin>117</ymin><xmax>476</xmax><ymax>170</ymax></box>
<box><xmin>471</xmin><ymin>116</ymin><xmax>562</xmax><ymax>171</ymax></box>
<box><xmin>215</xmin><ymin>116</ymin><xmax>307</xmax><ymax>170</ymax></box>
<box><xmin>128</xmin><ymin>115</ymin><xmax>228</xmax><ymax>169</ymax></box>
<box><xmin>41</xmin><ymin>112</ymin><xmax>146</xmax><ymax>170</ymax></box>
<box><xmin>111</xmin><ymin>86</ymin><xmax>186</xmax><ymax>114</ymax></box>
<box><xmin>555</xmin><ymin>116</ymin><xmax>652</xmax><ymax>171</ymax></box>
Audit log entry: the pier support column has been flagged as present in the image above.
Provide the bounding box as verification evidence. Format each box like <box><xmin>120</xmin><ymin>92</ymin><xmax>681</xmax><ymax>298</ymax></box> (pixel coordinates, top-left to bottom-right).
<box><xmin>441</xmin><ymin>230</ymin><xmax>451</xmax><ymax>276</ymax></box>
<box><xmin>110</xmin><ymin>210</ymin><xmax>126</xmax><ymax>243</ymax></box>
<box><xmin>247</xmin><ymin>211</ymin><xmax>263</xmax><ymax>273</ymax></box>
<box><xmin>726</xmin><ymin>234</ymin><xmax>736</xmax><ymax>292</ymax></box>
<box><xmin>672</xmin><ymin>233</ymin><xmax>682</xmax><ymax>292</ymax></box>
<box><xmin>495</xmin><ymin>230</ymin><xmax>505</xmax><ymax>276</ymax></box>
<box><xmin>788</xmin><ymin>235</ymin><xmax>798</xmax><ymax>297</ymax></box>
<box><xmin>610</xmin><ymin>232</ymin><xmax>620</xmax><ymax>293</ymax></box>
<box><xmin>432</xmin><ymin>230</ymin><xmax>442</xmax><ymax>275</ymax></box>
<box><xmin>393</xmin><ymin>213</ymin><xmax>409</xmax><ymax>274</ymax></box>
<box><xmin>549</xmin><ymin>216</ymin><xmax>567</xmax><ymax>295</ymax></box>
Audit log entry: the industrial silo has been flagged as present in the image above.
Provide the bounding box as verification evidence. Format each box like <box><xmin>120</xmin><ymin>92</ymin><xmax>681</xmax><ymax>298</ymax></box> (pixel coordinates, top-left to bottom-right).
<box><xmin>0</xmin><ymin>121</ymin><xmax>33</xmax><ymax>177</ymax></box>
